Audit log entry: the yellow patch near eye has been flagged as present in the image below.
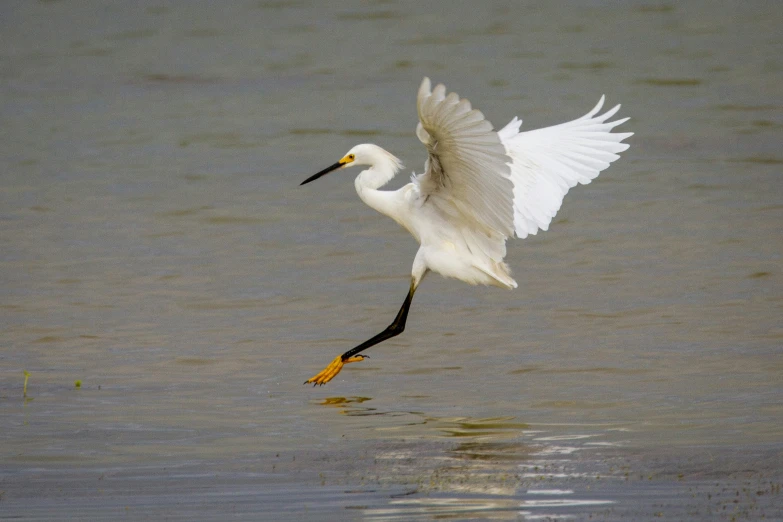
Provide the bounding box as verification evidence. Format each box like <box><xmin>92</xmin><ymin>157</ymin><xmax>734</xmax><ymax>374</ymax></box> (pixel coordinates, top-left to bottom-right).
<box><xmin>340</xmin><ymin>154</ymin><xmax>355</xmax><ymax>165</ymax></box>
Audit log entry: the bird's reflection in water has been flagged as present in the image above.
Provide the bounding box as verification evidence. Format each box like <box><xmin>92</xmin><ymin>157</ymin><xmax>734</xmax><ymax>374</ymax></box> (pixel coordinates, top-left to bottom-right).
<box><xmin>318</xmin><ymin>396</ymin><xmax>373</xmax><ymax>407</ymax></box>
<box><xmin>316</xmin><ymin>396</ymin><xmax>385</xmax><ymax>416</ymax></box>
<box><xmin>314</xmin><ymin>399</ymin><xmax>618</xmax><ymax>520</ymax></box>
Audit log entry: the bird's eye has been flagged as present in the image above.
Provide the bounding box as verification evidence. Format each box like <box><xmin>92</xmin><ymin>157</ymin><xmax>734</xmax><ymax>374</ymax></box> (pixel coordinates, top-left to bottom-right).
<box><xmin>348</xmin><ymin>154</ymin><xmax>355</xmax><ymax>160</ymax></box>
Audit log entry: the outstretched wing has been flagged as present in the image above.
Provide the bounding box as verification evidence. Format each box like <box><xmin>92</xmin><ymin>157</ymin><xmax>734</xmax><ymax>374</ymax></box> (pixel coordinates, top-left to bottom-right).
<box><xmin>414</xmin><ymin>78</ymin><xmax>515</xmax><ymax>241</ymax></box>
<box><xmin>499</xmin><ymin>96</ymin><xmax>632</xmax><ymax>238</ymax></box>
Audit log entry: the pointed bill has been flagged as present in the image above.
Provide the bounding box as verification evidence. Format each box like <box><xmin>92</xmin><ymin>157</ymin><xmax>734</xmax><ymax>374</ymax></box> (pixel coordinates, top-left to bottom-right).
<box><xmin>300</xmin><ymin>154</ymin><xmax>355</xmax><ymax>185</ymax></box>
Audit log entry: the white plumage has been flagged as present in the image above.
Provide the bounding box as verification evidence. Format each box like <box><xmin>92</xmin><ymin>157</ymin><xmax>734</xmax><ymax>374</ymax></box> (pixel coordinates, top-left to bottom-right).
<box><xmin>301</xmin><ymin>77</ymin><xmax>632</xmax><ymax>385</ymax></box>
<box><xmin>499</xmin><ymin>94</ymin><xmax>631</xmax><ymax>239</ymax></box>
<box><xmin>336</xmin><ymin>78</ymin><xmax>631</xmax><ymax>289</ymax></box>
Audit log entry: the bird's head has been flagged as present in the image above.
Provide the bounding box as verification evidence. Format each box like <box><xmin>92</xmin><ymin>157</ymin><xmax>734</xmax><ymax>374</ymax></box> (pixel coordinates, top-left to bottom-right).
<box><xmin>300</xmin><ymin>144</ymin><xmax>400</xmax><ymax>185</ymax></box>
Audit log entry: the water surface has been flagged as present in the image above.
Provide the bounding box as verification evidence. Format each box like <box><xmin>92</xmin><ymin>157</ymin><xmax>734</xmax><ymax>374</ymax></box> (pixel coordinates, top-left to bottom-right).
<box><xmin>1</xmin><ymin>0</ymin><xmax>781</xmax><ymax>519</ymax></box>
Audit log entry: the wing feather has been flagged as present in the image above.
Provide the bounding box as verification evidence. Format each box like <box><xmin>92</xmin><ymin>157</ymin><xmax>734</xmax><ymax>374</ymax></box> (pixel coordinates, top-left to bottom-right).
<box><xmin>501</xmin><ymin>97</ymin><xmax>632</xmax><ymax>239</ymax></box>
<box><xmin>414</xmin><ymin>78</ymin><xmax>515</xmax><ymax>240</ymax></box>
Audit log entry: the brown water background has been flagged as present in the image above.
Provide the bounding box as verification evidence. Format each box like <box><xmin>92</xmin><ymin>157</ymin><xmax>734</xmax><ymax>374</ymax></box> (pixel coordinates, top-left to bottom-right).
<box><xmin>1</xmin><ymin>1</ymin><xmax>781</xmax><ymax>519</ymax></box>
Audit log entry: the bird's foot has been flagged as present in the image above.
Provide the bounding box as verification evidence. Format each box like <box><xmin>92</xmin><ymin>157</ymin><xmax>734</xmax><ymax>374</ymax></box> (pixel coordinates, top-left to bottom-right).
<box><xmin>304</xmin><ymin>355</ymin><xmax>366</xmax><ymax>386</ymax></box>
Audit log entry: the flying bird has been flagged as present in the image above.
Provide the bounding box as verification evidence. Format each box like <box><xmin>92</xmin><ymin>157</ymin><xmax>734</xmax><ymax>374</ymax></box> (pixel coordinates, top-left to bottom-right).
<box><xmin>300</xmin><ymin>77</ymin><xmax>632</xmax><ymax>385</ymax></box>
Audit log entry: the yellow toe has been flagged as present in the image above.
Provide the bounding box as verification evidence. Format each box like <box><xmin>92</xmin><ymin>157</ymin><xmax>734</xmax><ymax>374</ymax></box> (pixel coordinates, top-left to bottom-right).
<box><xmin>304</xmin><ymin>355</ymin><xmax>366</xmax><ymax>386</ymax></box>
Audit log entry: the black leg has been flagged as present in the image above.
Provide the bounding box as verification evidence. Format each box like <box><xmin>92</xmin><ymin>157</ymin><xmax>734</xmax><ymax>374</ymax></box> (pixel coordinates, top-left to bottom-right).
<box><xmin>340</xmin><ymin>280</ymin><xmax>416</xmax><ymax>361</ymax></box>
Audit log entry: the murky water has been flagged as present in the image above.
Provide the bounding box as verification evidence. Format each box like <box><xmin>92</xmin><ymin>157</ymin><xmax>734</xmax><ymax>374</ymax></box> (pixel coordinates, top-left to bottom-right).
<box><xmin>1</xmin><ymin>1</ymin><xmax>781</xmax><ymax>519</ymax></box>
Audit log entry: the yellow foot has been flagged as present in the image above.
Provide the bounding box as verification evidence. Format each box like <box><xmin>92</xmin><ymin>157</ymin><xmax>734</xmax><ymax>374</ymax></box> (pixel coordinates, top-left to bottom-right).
<box><xmin>304</xmin><ymin>355</ymin><xmax>366</xmax><ymax>386</ymax></box>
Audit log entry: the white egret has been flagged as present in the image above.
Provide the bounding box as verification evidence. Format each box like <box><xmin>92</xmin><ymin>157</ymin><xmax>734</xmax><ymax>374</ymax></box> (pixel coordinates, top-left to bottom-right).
<box><xmin>301</xmin><ymin>77</ymin><xmax>632</xmax><ymax>385</ymax></box>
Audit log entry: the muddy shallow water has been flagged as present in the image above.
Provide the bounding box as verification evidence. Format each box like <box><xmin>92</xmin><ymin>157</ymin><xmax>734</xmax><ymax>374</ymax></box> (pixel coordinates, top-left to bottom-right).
<box><xmin>1</xmin><ymin>1</ymin><xmax>781</xmax><ymax>519</ymax></box>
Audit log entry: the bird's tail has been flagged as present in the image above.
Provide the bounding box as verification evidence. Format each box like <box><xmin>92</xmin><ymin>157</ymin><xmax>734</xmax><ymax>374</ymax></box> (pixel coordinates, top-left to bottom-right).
<box><xmin>477</xmin><ymin>261</ymin><xmax>518</xmax><ymax>289</ymax></box>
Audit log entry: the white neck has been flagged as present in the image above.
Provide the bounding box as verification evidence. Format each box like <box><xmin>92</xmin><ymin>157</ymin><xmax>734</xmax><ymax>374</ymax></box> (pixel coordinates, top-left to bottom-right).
<box><xmin>354</xmin><ymin>152</ymin><xmax>401</xmax><ymax>191</ymax></box>
<box><xmin>354</xmin><ymin>150</ymin><xmax>403</xmax><ymax>218</ymax></box>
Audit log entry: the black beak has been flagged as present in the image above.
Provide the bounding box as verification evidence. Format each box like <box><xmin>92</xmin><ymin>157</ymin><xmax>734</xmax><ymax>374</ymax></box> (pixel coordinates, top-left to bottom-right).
<box><xmin>301</xmin><ymin>161</ymin><xmax>344</xmax><ymax>186</ymax></box>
